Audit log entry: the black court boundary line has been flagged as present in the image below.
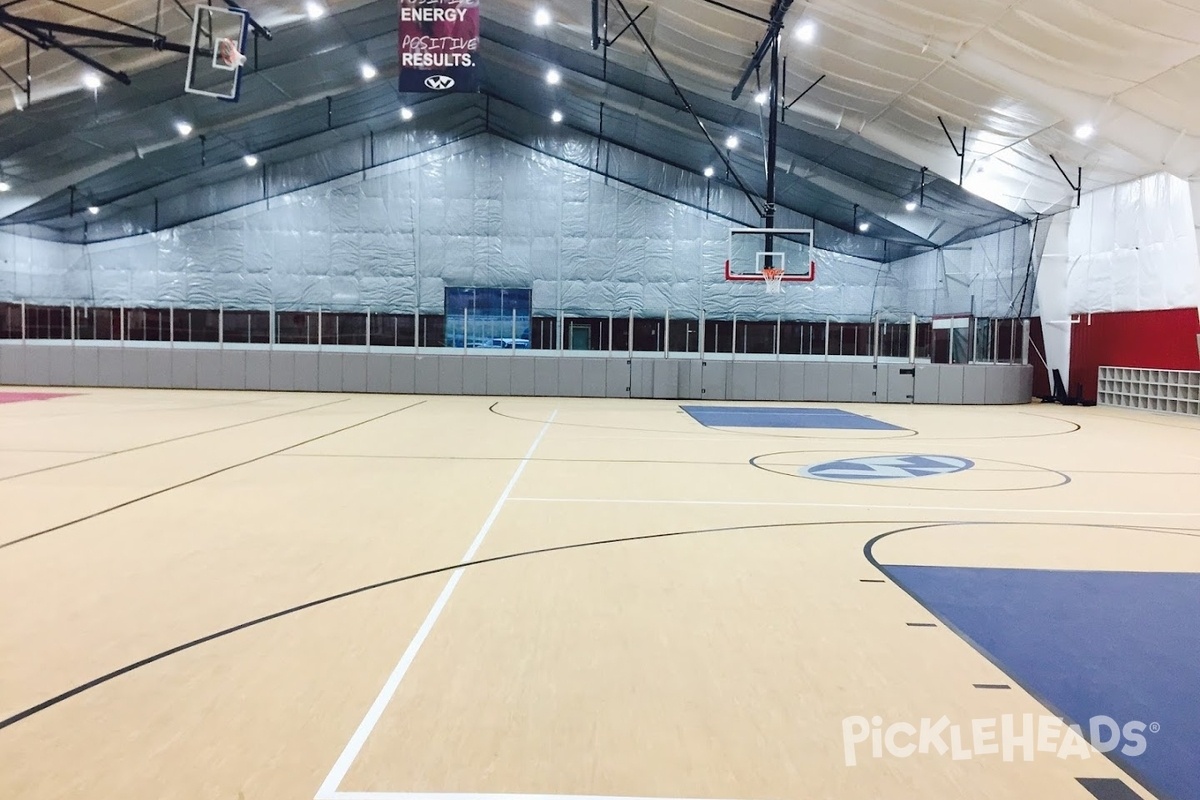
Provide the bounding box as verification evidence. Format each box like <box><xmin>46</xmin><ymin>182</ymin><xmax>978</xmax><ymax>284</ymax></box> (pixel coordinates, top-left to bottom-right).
<box><xmin>3</xmin><ymin>518</ymin><xmax>1198</xmax><ymax>735</ymax></box>
<box><xmin>489</xmin><ymin>400</ymin><xmax>1084</xmax><ymax>442</ymax></box>
<box><xmin>1016</xmin><ymin>409</ymin><xmax>1085</xmax><ymax>431</ymax></box>
<box><xmin>749</xmin><ymin>450</ymin><xmax>1072</xmax><ymax>493</ymax></box>
<box><xmin>278</xmin><ymin>453</ymin><xmax>758</xmax><ymax>466</ymax></box>
<box><xmin>0</xmin><ymin>396</ymin><xmax>352</xmax><ymax>484</ymax></box>
<box><xmin>864</xmin><ymin>521</ymin><xmax>1199</xmax><ymax>800</ymax></box>
<box><xmin>274</xmin><ymin>453</ymin><xmax>1200</xmax><ymax>477</ymax></box>
<box><xmin>0</xmin><ymin>400</ymin><xmax>424</xmax><ymax>551</ymax></box>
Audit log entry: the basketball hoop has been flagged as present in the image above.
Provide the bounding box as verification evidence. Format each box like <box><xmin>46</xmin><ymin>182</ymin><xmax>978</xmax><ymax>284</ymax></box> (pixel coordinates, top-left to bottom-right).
<box><xmin>763</xmin><ymin>266</ymin><xmax>785</xmax><ymax>294</ymax></box>
<box><xmin>215</xmin><ymin>38</ymin><xmax>246</xmax><ymax>69</ymax></box>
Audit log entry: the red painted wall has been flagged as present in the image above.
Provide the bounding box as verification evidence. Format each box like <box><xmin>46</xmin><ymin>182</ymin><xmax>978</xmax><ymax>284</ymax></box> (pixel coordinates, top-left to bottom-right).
<box><xmin>1070</xmin><ymin>307</ymin><xmax>1200</xmax><ymax>402</ymax></box>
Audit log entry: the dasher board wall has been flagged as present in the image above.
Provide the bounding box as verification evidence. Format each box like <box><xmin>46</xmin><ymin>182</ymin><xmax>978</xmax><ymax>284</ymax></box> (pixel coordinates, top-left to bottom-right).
<box><xmin>0</xmin><ymin>342</ymin><xmax>1033</xmax><ymax>404</ymax></box>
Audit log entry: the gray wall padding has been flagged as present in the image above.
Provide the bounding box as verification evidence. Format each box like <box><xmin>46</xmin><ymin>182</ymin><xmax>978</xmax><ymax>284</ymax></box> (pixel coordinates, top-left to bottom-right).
<box><xmin>1</xmin><ymin>342</ymin><xmax>1036</xmax><ymax>404</ymax></box>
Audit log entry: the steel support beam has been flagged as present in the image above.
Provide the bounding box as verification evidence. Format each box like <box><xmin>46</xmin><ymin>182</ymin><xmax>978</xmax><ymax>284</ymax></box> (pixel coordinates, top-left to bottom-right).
<box><xmin>938</xmin><ymin>116</ymin><xmax>967</xmax><ymax>186</ymax></box>
<box><xmin>1049</xmin><ymin>154</ymin><xmax>1082</xmax><ymax>207</ymax></box>
<box><xmin>0</xmin><ymin>10</ymin><xmax>189</xmax><ymax>53</ymax></box>
<box><xmin>610</xmin><ymin>0</ymin><xmax>763</xmax><ymax>217</ymax></box>
<box><xmin>764</xmin><ymin>30</ymin><xmax>780</xmax><ymax>248</ymax></box>
<box><xmin>731</xmin><ymin>0</ymin><xmax>793</xmax><ymax>101</ymax></box>
<box><xmin>591</xmin><ymin>0</ymin><xmax>601</xmax><ymax>49</ymax></box>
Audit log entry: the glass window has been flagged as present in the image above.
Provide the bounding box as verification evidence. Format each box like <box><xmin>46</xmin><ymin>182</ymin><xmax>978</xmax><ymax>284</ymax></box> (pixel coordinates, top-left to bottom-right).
<box><xmin>444</xmin><ymin>288</ymin><xmax>531</xmax><ymax>349</ymax></box>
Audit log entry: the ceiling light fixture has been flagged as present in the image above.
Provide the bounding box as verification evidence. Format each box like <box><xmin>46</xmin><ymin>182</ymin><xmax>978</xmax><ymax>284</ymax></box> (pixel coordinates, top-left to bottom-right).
<box><xmin>305</xmin><ymin>1</ymin><xmax>325</xmax><ymax>20</ymax></box>
<box><xmin>703</xmin><ymin>166</ymin><xmax>714</xmax><ymax>178</ymax></box>
<box><xmin>361</xmin><ymin>63</ymin><xmax>378</xmax><ymax>80</ymax></box>
<box><xmin>0</xmin><ymin>181</ymin><xmax>10</xmax><ymax>192</ymax></box>
<box><xmin>1074</xmin><ymin>123</ymin><xmax>1094</xmax><ymax>141</ymax></box>
<box><xmin>725</xmin><ymin>135</ymin><xmax>739</xmax><ymax>149</ymax></box>
<box><xmin>175</xmin><ymin>121</ymin><xmax>193</xmax><ymax>137</ymax></box>
<box><xmin>905</xmin><ymin>200</ymin><xmax>918</xmax><ymax>212</ymax></box>
<box><xmin>533</xmin><ymin>8</ymin><xmax>551</xmax><ymax>26</ymax></box>
<box><xmin>858</xmin><ymin>222</ymin><xmax>870</xmax><ymax>232</ymax></box>
<box><xmin>87</xmin><ymin>205</ymin><xmax>100</xmax><ymax>215</ymax></box>
<box><xmin>754</xmin><ymin>91</ymin><xmax>768</xmax><ymax>106</ymax></box>
<box><xmin>243</xmin><ymin>154</ymin><xmax>259</xmax><ymax>167</ymax></box>
<box><xmin>400</xmin><ymin>106</ymin><xmax>414</xmax><ymax>121</ymax></box>
<box><xmin>82</xmin><ymin>73</ymin><xmax>102</xmax><ymax>90</ymax></box>
<box><xmin>794</xmin><ymin>21</ymin><xmax>816</xmax><ymax>43</ymax></box>
<box><xmin>546</xmin><ymin>68</ymin><xmax>561</xmax><ymax>85</ymax></box>
<box><xmin>550</xmin><ymin>110</ymin><xmax>563</xmax><ymax>123</ymax></box>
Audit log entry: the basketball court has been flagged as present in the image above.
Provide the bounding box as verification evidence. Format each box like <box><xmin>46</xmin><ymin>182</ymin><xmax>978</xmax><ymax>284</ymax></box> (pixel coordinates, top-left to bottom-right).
<box><xmin>1</xmin><ymin>388</ymin><xmax>1198</xmax><ymax>800</ymax></box>
<box><xmin>3</xmin><ymin>0</ymin><xmax>1200</xmax><ymax>798</ymax></box>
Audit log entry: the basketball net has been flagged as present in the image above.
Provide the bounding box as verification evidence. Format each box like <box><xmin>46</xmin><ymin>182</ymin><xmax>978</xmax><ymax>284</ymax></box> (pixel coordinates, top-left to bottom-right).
<box><xmin>763</xmin><ymin>266</ymin><xmax>784</xmax><ymax>294</ymax></box>
<box><xmin>217</xmin><ymin>38</ymin><xmax>247</xmax><ymax>68</ymax></box>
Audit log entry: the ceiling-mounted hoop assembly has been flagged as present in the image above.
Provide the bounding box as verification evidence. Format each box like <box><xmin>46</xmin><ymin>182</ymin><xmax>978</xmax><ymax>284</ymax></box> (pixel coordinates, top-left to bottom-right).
<box><xmin>0</xmin><ymin>0</ymin><xmax>269</xmax><ymax>105</ymax></box>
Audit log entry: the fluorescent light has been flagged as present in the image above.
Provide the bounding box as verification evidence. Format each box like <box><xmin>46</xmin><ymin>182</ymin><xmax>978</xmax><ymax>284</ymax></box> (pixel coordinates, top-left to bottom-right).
<box><xmin>725</xmin><ymin>135</ymin><xmax>739</xmax><ymax>149</ymax></box>
<box><xmin>82</xmin><ymin>73</ymin><xmax>102</xmax><ymax>90</ymax></box>
<box><xmin>361</xmin><ymin>63</ymin><xmax>378</xmax><ymax>80</ymax></box>
<box><xmin>533</xmin><ymin>8</ymin><xmax>551</xmax><ymax>26</ymax></box>
<box><xmin>545</xmin><ymin>68</ymin><xmax>561</xmax><ymax>85</ymax></box>
<box><xmin>175</xmin><ymin>121</ymin><xmax>193</xmax><ymax>137</ymax></box>
<box><xmin>243</xmin><ymin>154</ymin><xmax>259</xmax><ymax>167</ymax></box>
<box><xmin>905</xmin><ymin>200</ymin><xmax>918</xmax><ymax>212</ymax></box>
<box><xmin>858</xmin><ymin>222</ymin><xmax>870</xmax><ymax>232</ymax></box>
<box><xmin>400</xmin><ymin>106</ymin><xmax>414</xmax><ymax>121</ymax></box>
<box><xmin>87</xmin><ymin>205</ymin><xmax>100</xmax><ymax>215</ymax></box>
<box><xmin>703</xmin><ymin>166</ymin><xmax>714</xmax><ymax>178</ymax></box>
<box><xmin>0</xmin><ymin>181</ymin><xmax>9</xmax><ymax>192</ymax></box>
<box><xmin>1074</xmin><ymin>123</ymin><xmax>1094</xmax><ymax>140</ymax></box>
<box><xmin>305</xmin><ymin>1</ymin><xmax>325</xmax><ymax>19</ymax></box>
<box><xmin>754</xmin><ymin>91</ymin><xmax>768</xmax><ymax>106</ymax></box>
<box><xmin>794</xmin><ymin>21</ymin><xmax>816</xmax><ymax>43</ymax></box>
<box><xmin>550</xmin><ymin>110</ymin><xmax>563</xmax><ymax>123</ymax></box>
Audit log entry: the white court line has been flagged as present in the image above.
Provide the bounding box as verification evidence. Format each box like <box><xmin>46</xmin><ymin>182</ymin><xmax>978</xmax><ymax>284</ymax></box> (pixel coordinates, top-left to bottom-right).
<box><xmin>509</xmin><ymin>496</ymin><xmax>1200</xmax><ymax>517</ymax></box>
<box><xmin>315</xmin><ymin>411</ymin><xmax>558</xmax><ymax>800</ymax></box>
<box><xmin>324</xmin><ymin>794</ymin><xmax>746</xmax><ymax>800</ymax></box>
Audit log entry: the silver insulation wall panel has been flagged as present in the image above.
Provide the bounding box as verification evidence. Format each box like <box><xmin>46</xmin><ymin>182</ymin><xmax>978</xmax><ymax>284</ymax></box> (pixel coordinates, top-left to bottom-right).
<box><xmin>0</xmin><ymin>137</ymin><xmax>1031</xmax><ymax>322</ymax></box>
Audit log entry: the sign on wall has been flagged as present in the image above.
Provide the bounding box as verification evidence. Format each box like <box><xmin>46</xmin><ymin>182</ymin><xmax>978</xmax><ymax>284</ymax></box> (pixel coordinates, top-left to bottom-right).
<box><xmin>398</xmin><ymin>0</ymin><xmax>480</xmax><ymax>93</ymax></box>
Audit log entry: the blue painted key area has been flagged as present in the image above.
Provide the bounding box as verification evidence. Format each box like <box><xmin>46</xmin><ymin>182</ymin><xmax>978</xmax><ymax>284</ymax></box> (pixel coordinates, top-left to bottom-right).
<box><xmin>680</xmin><ymin>406</ymin><xmax>903</xmax><ymax>430</ymax></box>
<box><xmin>885</xmin><ymin>565</ymin><xmax>1200</xmax><ymax>800</ymax></box>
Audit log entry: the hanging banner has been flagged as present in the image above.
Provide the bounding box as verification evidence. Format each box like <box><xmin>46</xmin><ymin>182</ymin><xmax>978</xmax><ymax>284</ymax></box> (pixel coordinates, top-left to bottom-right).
<box><xmin>398</xmin><ymin>0</ymin><xmax>480</xmax><ymax>93</ymax></box>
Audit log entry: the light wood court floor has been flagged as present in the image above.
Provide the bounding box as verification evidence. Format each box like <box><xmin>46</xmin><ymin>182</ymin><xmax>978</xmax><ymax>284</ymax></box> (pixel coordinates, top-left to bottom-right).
<box><xmin>2</xmin><ymin>388</ymin><xmax>1199</xmax><ymax>800</ymax></box>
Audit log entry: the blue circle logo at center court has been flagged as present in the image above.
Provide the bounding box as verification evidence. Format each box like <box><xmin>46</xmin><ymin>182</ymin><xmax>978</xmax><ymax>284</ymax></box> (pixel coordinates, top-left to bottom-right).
<box><xmin>803</xmin><ymin>455</ymin><xmax>975</xmax><ymax>480</ymax></box>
